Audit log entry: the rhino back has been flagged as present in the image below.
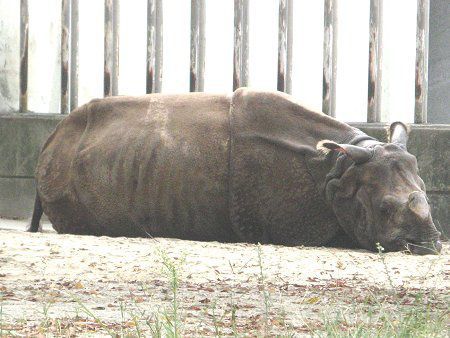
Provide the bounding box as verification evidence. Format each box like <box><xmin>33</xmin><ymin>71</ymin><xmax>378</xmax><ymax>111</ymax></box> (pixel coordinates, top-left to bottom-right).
<box><xmin>37</xmin><ymin>94</ymin><xmax>234</xmax><ymax>239</ymax></box>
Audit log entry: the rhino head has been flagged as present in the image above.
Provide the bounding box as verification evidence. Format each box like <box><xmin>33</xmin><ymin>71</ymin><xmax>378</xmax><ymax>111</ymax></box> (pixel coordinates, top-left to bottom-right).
<box><xmin>320</xmin><ymin>122</ymin><xmax>442</xmax><ymax>255</ymax></box>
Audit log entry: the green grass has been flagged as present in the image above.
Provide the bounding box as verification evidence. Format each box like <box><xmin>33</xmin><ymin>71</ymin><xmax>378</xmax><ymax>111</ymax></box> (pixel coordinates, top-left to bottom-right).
<box><xmin>159</xmin><ymin>250</ymin><xmax>183</xmax><ymax>337</ymax></box>
<box><xmin>317</xmin><ymin>300</ymin><xmax>448</xmax><ymax>338</ymax></box>
<box><xmin>0</xmin><ymin>294</ymin><xmax>3</xmax><ymax>337</ymax></box>
<box><xmin>312</xmin><ymin>244</ymin><xmax>448</xmax><ymax>338</ymax></box>
<box><xmin>257</xmin><ymin>243</ymin><xmax>272</xmax><ymax>336</ymax></box>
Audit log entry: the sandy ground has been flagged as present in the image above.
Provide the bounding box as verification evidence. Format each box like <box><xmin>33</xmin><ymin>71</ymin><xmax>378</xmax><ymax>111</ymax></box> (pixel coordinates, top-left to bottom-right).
<box><xmin>0</xmin><ymin>218</ymin><xmax>448</xmax><ymax>336</ymax></box>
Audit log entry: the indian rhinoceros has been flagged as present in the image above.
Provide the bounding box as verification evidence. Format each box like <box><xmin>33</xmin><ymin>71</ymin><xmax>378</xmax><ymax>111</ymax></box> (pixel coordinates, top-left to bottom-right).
<box><xmin>28</xmin><ymin>88</ymin><xmax>442</xmax><ymax>254</ymax></box>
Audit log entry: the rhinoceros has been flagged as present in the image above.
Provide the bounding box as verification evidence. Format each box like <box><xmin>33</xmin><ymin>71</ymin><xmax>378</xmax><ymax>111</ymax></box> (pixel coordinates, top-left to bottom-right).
<box><xmin>28</xmin><ymin>88</ymin><xmax>442</xmax><ymax>254</ymax></box>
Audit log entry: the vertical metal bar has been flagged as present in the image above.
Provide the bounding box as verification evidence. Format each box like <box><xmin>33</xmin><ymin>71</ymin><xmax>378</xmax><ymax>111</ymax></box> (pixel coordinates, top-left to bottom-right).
<box><xmin>104</xmin><ymin>0</ymin><xmax>113</xmax><ymax>96</ymax></box>
<box><xmin>104</xmin><ymin>0</ymin><xmax>119</xmax><ymax>97</ymax></box>
<box><xmin>233</xmin><ymin>0</ymin><xmax>249</xmax><ymax>91</ymax></box>
<box><xmin>190</xmin><ymin>0</ymin><xmax>206</xmax><ymax>92</ymax></box>
<box><xmin>19</xmin><ymin>0</ymin><xmax>29</xmax><ymax>113</ymax></box>
<box><xmin>146</xmin><ymin>0</ymin><xmax>163</xmax><ymax>93</ymax></box>
<box><xmin>233</xmin><ymin>0</ymin><xmax>242</xmax><ymax>91</ymax></box>
<box><xmin>146</xmin><ymin>0</ymin><xmax>156</xmax><ymax>93</ymax></box>
<box><xmin>155</xmin><ymin>0</ymin><xmax>163</xmax><ymax>93</ymax></box>
<box><xmin>322</xmin><ymin>0</ymin><xmax>338</xmax><ymax>117</ymax></box>
<box><xmin>198</xmin><ymin>0</ymin><xmax>205</xmax><ymax>91</ymax></box>
<box><xmin>241</xmin><ymin>0</ymin><xmax>249</xmax><ymax>87</ymax></box>
<box><xmin>70</xmin><ymin>0</ymin><xmax>79</xmax><ymax>111</ymax></box>
<box><xmin>286</xmin><ymin>0</ymin><xmax>293</xmax><ymax>94</ymax></box>
<box><xmin>61</xmin><ymin>0</ymin><xmax>70</xmax><ymax>114</ymax></box>
<box><xmin>367</xmin><ymin>0</ymin><xmax>383</xmax><ymax>122</ymax></box>
<box><xmin>277</xmin><ymin>0</ymin><xmax>293</xmax><ymax>94</ymax></box>
<box><xmin>104</xmin><ymin>0</ymin><xmax>111</xmax><ymax>96</ymax></box>
<box><xmin>112</xmin><ymin>0</ymin><xmax>119</xmax><ymax>95</ymax></box>
<box><xmin>414</xmin><ymin>0</ymin><xmax>429</xmax><ymax>124</ymax></box>
<box><xmin>190</xmin><ymin>0</ymin><xmax>198</xmax><ymax>91</ymax></box>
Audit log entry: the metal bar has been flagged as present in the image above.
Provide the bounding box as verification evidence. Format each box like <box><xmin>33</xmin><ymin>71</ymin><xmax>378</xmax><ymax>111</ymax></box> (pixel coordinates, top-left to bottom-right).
<box><xmin>112</xmin><ymin>0</ymin><xmax>119</xmax><ymax>95</ymax></box>
<box><xmin>70</xmin><ymin>0</ymin><xmax>79</xmax><ymax>111</ymax></box>
<box><xmin>233</xmin><ymin>0</ymin><xmax>249</xmax><ymax>91</ymax></box>
<box><xmin>146</xmin><ymin>0</ymin><xmax>163</xmax><ymax>93</ymax></box>
<box><xmin>198</xmin><ymin>0</ymin><xmax>205</xmax><ymax>91</ymax></box>
<box><xmin>414</xmin><ymin>0</ymin><xmax>429</xmax><ymax>124</ymax></box>
<box><xmin>367</xmin><ymin>0</ymin><xmax>383</xmax><ymax>122</ymax></box>
<box><xmin>61</xmin><ymin>0</ymin><xmax>70</xmax><ymax>114</ymax></box>
<box><xmin>104</xmin><ymin>0</ymin><xmax>113</xmax><ymax>96</ymax></box>
<box><xmin>155</xmin><ymin>0</ymin><xmax>163</xmax><ymax>92</ymax></box>
<box><xmin>241</xmin><ymin>0</ymin><xmax>249</xmax><ymax>87</ymax></box>
<box><xmin>146</xmin><ymin>0</ymin><xmax>156</xmax><ymax>93</ymax></box>
<box><xmin>189</xmin><ymin>0</ymin><xmax>199</xmax><ymax>92</ymax></box>
<box><xmin>277</xmin><ymin>0</ymin><xmax>293</xmax><ymax>93</ymax></box>
<box><xmin>19</xmin><ymin>0</ymin><xmax>29</xmax><ymax>113</ymax></box>
<box><xmin>190</xmin><ymin>0</ymin><xmax>205</xmax><ymax>92</ymax></box>
<box><xmin>322</xmin><ymin>0</ymin><xmax>338</xmax><ymax>117</ymax></box>
<box><xmin>104</xmin><ymin>0</ymin><xmax>119</xmax><ymax>97</ymax></box>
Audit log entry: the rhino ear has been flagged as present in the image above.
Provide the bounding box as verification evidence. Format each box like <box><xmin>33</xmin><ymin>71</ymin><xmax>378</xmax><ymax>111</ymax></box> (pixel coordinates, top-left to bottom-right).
<box><xmin>389</xmin><ymin>121</ymin><xmax>409</xmax><ymax>149</ymax></box>
<box><xmin>317</xmin><ymin>140</ymin><xmax>373</xmax><ymax>164</ymax></box>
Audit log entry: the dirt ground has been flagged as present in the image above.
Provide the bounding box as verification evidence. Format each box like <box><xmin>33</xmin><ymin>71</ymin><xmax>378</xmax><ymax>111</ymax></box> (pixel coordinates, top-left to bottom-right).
<box><xmin>0</xmin><ymin>219</ymin><xmax>448</xmax><ymax>336</ymax></box>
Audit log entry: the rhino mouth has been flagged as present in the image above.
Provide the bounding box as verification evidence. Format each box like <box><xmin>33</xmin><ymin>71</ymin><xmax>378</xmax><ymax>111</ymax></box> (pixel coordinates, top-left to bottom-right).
<box><xmin>395</xmin><ymin>238</ymin><xmax>442</xmax><ymax>255</ymax></box>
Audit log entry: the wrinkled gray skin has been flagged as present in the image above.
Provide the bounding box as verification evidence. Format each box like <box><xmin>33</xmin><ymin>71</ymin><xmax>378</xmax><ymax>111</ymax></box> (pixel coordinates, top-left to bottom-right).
<box><xmin>28</xmin><ymin>89</ymin><xmax>442</xmax><ymax>254</ymax></box>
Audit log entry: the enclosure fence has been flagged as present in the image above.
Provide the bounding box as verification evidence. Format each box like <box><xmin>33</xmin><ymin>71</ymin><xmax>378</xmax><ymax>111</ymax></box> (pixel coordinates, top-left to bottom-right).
<box><xmin>18</xmin><ymin>0</ymin><xmax>430</xmax><ymax>123</ymax></box>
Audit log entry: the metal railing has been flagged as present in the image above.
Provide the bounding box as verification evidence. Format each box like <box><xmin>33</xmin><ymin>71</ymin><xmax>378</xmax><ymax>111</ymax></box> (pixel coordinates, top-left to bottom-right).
<box><xmin>18</xmin><ymin>0</ymin><xmax>430</xmax><ymax>123</ymax></box>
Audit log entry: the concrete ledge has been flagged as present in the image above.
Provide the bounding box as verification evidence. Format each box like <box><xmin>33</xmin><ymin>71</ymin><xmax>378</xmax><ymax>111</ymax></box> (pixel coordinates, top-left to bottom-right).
<box><xmin>0</xmin><ymin>114</ymin><xmax>448</xmax><ymax>236</ymax></box>
<box><xmin>428</xmin><ymin>193</ymin><xmax>449</xmax><ymax>237</ymax></box>
<box><xmin>0</xmin><ymin>113</ymin><xmax>63</xmax><ymax>177</ymax></box>
<box><xmin>0</xmin><ymin>177</ymin><xmax>36</xmax><ymax>219</ymax></box>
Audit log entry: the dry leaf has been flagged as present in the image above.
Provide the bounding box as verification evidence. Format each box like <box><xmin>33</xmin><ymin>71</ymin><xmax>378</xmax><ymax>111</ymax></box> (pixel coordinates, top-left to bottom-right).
<box><xmin>305</xmin><ymin>296</ymin><xmax>320</xmax><ymax>304</ymax></box>
<box><xmin>73</xmin><ymin>281</ymin><xmax>84</xmax><ymax>289</ymax></box>
<box><xmin>92</xmin><ymin>306</ymin><xmax>105</xmax><ymax>310</ymax></box>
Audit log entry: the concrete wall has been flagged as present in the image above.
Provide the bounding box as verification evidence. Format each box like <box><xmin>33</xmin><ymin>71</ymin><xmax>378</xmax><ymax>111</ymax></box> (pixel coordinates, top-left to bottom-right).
<box><xmin>0</xmin><ymin>113</ymin><xmax>61</xmax><ymax>218</ymax></box>
<box><xmin>428</xmin><ymin>0</ymin><xmax>450</xmax><ymax>123</ymax></box>
<box><xmin>0</xmin><ymin>114</ymin><xmax>448</xmax><ymax>237</ymax></box>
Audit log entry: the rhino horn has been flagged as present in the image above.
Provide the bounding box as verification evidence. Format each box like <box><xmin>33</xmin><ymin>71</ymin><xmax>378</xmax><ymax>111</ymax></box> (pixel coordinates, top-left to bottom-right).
<box><xmin>389</xmin><ymin>122</ymin><xmax>409</xmax><ymax>148</ymax></box>
<box><xmin>408</xmin><ymin>191</ymin><xmax>430</xmax><ymax>221</ymax></box>
<box><xmin>317</xmin><ymin>140</ymin><xmax>373</xmax><ymax>164</ymax></box>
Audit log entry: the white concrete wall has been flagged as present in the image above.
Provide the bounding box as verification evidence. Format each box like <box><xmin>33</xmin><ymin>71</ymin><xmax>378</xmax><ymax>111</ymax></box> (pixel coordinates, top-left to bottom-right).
<box><xmin>0</xmin><ymin>0</ymin><xmax>418</xmax><ymax>122</ymax></box>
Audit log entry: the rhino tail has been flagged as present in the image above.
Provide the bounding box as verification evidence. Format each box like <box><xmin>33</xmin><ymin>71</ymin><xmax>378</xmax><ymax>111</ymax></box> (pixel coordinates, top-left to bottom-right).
<box><xmin>27</xmin><ymin>190</ymin><xmax>43</xmax><ymax>232</ymax></box>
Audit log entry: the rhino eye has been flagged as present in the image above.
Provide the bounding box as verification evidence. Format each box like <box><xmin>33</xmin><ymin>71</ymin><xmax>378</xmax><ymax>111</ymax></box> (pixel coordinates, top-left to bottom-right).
<box><xmin>379</xmin><ymin>202</ymin><xmax>392</xmax><ymax>215</ymax></box>
<box><xmin>379</xmin><ymin>195</ymin><xmax>398</xmax><ymax>214</ymax></box>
